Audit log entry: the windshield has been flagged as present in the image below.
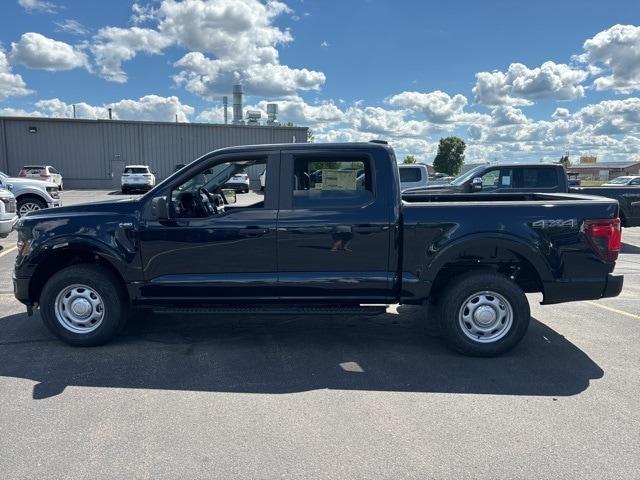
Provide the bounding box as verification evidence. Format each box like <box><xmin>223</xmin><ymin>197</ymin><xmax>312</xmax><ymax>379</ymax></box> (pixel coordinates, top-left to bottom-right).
<box><xmin>450</xmin><ymin>165</ymin><xmax>487</xmax><ymax>186</ymax></box>
<box><xmin>607</xmin><ymin>176</ymin><xmax>631</xmax><ymax>184</ymax></box>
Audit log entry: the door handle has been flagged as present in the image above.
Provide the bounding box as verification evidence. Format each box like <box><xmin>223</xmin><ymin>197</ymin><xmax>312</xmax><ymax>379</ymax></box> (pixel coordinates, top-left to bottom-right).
<box><xmin>239</xmin><ymin>227</ymin><xmax>269</xmax><ymax>236</ymax></box>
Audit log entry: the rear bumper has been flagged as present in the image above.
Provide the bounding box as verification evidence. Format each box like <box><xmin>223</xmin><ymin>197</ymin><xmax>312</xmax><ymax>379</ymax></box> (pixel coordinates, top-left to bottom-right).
<box><xmin>542</xmin><ymin>274</ymin><xmax>624</xmax><ymax>304</ymax></box>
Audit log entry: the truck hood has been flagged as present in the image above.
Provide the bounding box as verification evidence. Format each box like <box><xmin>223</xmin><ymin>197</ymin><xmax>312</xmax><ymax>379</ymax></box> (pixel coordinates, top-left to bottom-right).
<box><xmin>22</xmin><ymin>197</ymin><xmax>139</xmax><ymax>219</ymax></box>
<box><xmin>4</xmin><ymin>177</ymin><xmax>58</xmax><ymax>189</ymax></box>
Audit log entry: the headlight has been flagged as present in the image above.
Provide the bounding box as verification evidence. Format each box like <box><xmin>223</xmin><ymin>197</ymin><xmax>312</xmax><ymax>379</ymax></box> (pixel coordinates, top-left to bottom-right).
<box><xmin>46</xmin><ymin>187</ymin><xmax>60</xmax><ymax>199</ymax></box>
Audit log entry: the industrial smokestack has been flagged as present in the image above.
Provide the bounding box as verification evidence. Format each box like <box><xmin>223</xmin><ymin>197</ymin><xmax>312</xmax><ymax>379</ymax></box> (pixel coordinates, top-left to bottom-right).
<box><xmin>222</xmin><ymin>96</ymin><xmax>228</xmax><ymax>124</ymax></box>
<box><xmin>266</xmin><ymin>103</ymin><xmax>279</xmax><ymax>125</ymax></box>
<box><xmin>232</xmin><ymin>84</ymin><xmax>244</xmax><ymax>124</ymax></box>
<box><xmin>108</xmin><ymin>108</ymin><xmax>112</xmax><ymax>120</ymax></box>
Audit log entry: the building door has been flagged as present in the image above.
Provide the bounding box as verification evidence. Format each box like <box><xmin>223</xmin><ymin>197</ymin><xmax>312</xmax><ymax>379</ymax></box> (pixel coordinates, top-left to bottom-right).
<box><xmin>111</xmin><ymin>160</ymin><xmax>125</xmax><ymax>190</ymax></box>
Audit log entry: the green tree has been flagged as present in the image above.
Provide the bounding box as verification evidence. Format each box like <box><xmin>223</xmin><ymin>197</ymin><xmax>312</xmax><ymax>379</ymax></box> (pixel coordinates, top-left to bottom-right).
<box><xmin>403</xmin><ymin>155</ymin><xmax>417</xmax><ymax>164</ymax></box>
<box><xmin>433</xmin><ymin>136</ymin><xmax>466</xmax><ymax>176</ymax></box>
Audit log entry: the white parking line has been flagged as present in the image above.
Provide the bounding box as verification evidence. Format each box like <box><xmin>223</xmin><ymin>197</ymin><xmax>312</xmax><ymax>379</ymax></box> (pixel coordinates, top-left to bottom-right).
<box><xmin>0</xmin><ymin>246</ymin><xmax>17</xmax><ymax>257</ymax></box>
<box><xmin>586</xmin><ymin>301</ymin><xmax>640</xmax><ymax>320</ymax></box>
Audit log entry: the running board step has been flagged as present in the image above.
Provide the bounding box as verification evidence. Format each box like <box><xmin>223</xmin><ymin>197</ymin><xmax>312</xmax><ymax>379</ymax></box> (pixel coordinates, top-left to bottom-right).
<box><xmin>153</xmin><ymin>305</ymin><xmax>387</xmax><ymax>316</ymax></box>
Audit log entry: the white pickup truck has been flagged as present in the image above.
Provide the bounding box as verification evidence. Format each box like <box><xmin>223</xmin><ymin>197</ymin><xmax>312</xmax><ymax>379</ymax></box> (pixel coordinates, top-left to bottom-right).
<box><xmin>0</xmin><ymin>171</ymin><xmax>62</xmax><ymax>216</ymax></box>
<box><xmin>0</xmin><ymin>188</ymin><xmax>18</xmax><ymax>238</ymax></box>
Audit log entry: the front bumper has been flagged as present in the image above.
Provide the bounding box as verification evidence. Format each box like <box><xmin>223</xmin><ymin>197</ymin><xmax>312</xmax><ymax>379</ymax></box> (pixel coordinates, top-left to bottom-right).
<box><xmin>47</xmin><ymin>200</ymin><xmax>62</xmax><ymax>208</ymax></box>
<box><xmin>542</xmin><ymin>274</ymin><xmax>624</xmax><ymax>304</ymax></box>
<box><xmin>13</xmin><ymin>273</ymin><xmax>32</xmax><ymax>306</ymax></box>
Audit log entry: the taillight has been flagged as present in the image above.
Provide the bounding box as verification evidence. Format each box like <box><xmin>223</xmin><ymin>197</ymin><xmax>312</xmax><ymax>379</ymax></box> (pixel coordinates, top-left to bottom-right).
<box><xmin>583</xmin><ymin>218</ymin><xmax>622</xmax><ymax>262</ymax></box>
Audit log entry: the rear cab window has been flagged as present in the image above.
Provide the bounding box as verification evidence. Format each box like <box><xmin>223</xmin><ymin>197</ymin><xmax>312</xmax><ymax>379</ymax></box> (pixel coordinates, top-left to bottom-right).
<box><xmin>291</xmin><ymin>155</ymin><xmax>374</xmax><ymax>208</ymax></box>
<box><xmin>399</xmin><ymin>167</ymin><xmax>422</xmax><ymax>183</ymax></box>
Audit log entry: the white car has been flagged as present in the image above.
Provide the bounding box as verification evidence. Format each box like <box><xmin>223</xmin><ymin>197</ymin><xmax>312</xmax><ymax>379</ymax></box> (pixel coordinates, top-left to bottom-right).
<box><xmin>399</xmin><ymin>164</ymin><xmax>429</xmax><ymax>192</ymax></box>
<box><xmin>602</xmin><ymin>175</ymin><xmax>640</xmax><ymax>186</ymax></box>
<box><xmin>225</xmin><ymin>170</ymin><xmax>250</xmax><ymax>193</ymax></box>
<box><xmin>0</xmin><ymin>188</ymin><xmax>18</xmax><ymax>238</ymax></box>
<box><xmin>18</xmin><ymin>165</ymin><xmax>63</xmax><ymax>190</ymax></box>
<box><xmin>121</xmin><ymin>165</ymin><xmax>156</xmax><ymax>193</ymax></box>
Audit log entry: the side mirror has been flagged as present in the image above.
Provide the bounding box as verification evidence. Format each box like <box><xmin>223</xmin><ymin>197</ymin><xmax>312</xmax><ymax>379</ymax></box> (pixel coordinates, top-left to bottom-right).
<box><xmin>151</xmin><ymin>196</ymin><xmax>169</xmax><ymax>220</ymax></box>
<box><xmin>471</xmin><ymin>177</ymin><xmax>483</xmax><ymax>191</ymax></box>
<box><xmin>222</xmin><ymin>189</ymin><xmax>237</xmax><ymax>204</ymax></box>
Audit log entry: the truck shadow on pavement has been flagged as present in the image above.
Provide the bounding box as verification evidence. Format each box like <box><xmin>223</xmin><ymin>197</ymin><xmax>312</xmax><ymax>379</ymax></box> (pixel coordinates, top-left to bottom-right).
<box><xmin>0</xmin><ymin>307</ymin><xmax>603</xmax><ymax>400</ymax></box>
<box><xmin>621</xmin><ymin>242</ymin><xmax>640</xmax><ymax>254</ymax></box>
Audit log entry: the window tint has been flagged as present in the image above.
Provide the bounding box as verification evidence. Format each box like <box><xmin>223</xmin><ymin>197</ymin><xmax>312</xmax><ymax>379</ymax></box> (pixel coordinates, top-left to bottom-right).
<box><xmin>292</xmin><ymin>157</ymin><xmax>373</xmax><ymax>208</ymax></box>
<box><xmin>520</xmin><ymin>168</ymin><xmax>558</xmax><ymax>188</ymax></box>
<box><xmin>630</xmin><ymin>178</ymin><xmax>640</xmax><ymax>185</ymax></box>
<box><xmin>480</xmin><ymin>168</ymin><xmax>512</xmax><ymax>190</ymax></box>
<box><xmin>124</xmin><ymin>167</ymin><xmax>149</xmax><ymax>174</ymax></box>
<box><xmin>399</xmin><ymin>167</ymin><xmax>422</xmax><ymax>183</ymax></box>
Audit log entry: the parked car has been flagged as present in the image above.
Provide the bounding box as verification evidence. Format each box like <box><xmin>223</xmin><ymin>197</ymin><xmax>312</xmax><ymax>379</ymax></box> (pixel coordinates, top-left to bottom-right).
<box><xmin>14</xmin><ymin>142</ymin><xmax>623</xmax><ymax>356</ymax></box>
<box><xmin>0</xmin><ymin>188</ymin><xmax>18</xmax><ymax>238</ymax></box>
<box><xmin>398</xmin><ymin>164</ymin><xmax>429</xmax><ymax>191</ymax></box>
<box><xmin>121</xmin><ymin>165</ymin><xmax>156</xmax><ymax>193</ymax></box>
<box><xmin>223</xmin><ymin>170</ymin><xmax>250</xmax><ymax>193</ymax></box>
<box><xmin>403</xmin><ymin>163</ymin><xmax>640</xmax><ymax>227</ymax></box>
<box><xmin>0</xmin><ymin>171</ymin><xmax>61</xmax><ymax>216</ymax></box>
<box><xmin>602</xmin><ymin>175</ymin><xmax>640</xmax><ymax>186</ymax></box>
<box><xmin>18</xmin><ymin>165</ymin><xmax>63</xmax><ymax>190</ymax></box>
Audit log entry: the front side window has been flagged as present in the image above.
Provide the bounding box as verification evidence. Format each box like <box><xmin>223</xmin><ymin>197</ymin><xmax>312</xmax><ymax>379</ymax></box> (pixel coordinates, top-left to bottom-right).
<box><xmin>480</xmin><ymin>168</ymin><xmax>512</xmax><ymax>191</ymax></box>
<box><xmin>292</xmin><ymin>156</ymin><xmax>373</xmax><ymax>208</ymax></box>
<box><xmin>170</xmin><ymin>158</ymin><xmax>266</xmax><ymax>217</ymax></box>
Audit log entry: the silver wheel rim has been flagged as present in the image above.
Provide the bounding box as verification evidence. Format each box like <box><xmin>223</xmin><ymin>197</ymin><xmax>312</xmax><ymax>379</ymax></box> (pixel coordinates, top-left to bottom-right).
<box><xmin>458</xmin><ymin>290</ymin><xmax>513</xmax><ymax>343</ymax></box>
<box><xmin>54</xmin><ymin>284</ymin><xmax>105</xmax><ymax>334</ymax></box>
<box><xmin>19</xmin><ymin>202</ymin><xmax>41</xmax><ymax>215</ymax></box>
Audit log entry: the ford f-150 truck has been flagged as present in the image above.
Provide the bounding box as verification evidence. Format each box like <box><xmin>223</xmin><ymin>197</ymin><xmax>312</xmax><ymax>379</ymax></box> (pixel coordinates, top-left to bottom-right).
<box><xmin>404</xmin><ymin>163</ymin><xmax>640</xmax><ymax>227</ymax></box>
<box><xmin>13</xmin><ymin>142</ymin><xmax>624</xmax><ymax>356</ymax></box>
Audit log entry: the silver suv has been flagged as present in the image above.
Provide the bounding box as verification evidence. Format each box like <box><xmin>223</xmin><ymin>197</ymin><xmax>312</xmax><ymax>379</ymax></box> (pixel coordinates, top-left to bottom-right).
<box><xmin>0</xmin><ymin>171</ymin><xmax>62</xmax><ymax>216</ymax></box>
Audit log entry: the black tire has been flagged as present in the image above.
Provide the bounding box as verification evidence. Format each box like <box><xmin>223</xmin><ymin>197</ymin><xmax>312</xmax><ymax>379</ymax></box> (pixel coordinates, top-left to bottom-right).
<box><xmin>39</xmin><ymin>264</ymin><xmax>129</xmax><ymax>347</ymax></box>
<box><xmin>17</xmin><ymin>196</ymin><xmax>47</xmax><ymax>216</ymax></box>
<box><xmin>437</xmin><ymin>272</ymin><xmax>530</xmax><ymax>357</ymax></box>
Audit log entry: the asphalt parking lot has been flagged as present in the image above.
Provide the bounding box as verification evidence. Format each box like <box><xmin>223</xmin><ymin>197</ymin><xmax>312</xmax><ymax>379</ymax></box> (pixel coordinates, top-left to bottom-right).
<box><xmin>0</xmin><ymin>190</ymin><xmax>639</xmax><ymax>479</ymax></box>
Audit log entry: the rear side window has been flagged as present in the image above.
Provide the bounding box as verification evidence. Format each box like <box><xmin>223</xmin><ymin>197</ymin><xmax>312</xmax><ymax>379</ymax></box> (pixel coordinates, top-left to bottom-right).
<box><xmin>520</xmin><ymin>168</ymin><xmax>558</xmax><ymax>188</ymax></box>
<box><xmin>124</xmin><ymin>167</ymin><xmax>149</xmax><ymax>174</ymax></box>
<box><xmin>399</xmin><ymin>167</ymin><xmax>422</xmax><ymax>183</ymax></box>
<box><xmin>292</xmin><ymin>156</ymin><xmax>373</xmax><ymax>208</ymax></box>
<box><xmin>48</xmin><ymin>167</ymin><xmax>59</xmax><ymax>174</ymax></box>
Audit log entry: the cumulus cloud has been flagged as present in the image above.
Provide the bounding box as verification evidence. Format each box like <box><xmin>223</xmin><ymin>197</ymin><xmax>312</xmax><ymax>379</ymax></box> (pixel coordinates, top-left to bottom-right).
<box><xmin>3</xmin><ymin>95</ymin><xmax>195</xmax><ymax>122</ymax></box>
<box><xmin>17</xmin><ymin>0</ymin><xmax>57</xmax><ymax>13</ymax></box>
<box><xmin>388</xmin><ymin>90</ymin><xmax>468</xmax><ymax>123</ymax></box>
<box><xmin>473</xmin><ymin>61</ymin><xmax>588</xmax><ymax>106</ymax></box>
<box><xmin>491</xmin><ymin>106</ymin><xmax>529</xmax><ymax>126</ymax></box>
<box><xmin>10</xmin><ymin>33</ymin><xmax>88</xmax><ymax>71</ymax></box>
<box><xmin>0</xmin><ymin>50</ymin><xmax>32</xmax><ymax>100</ymax></box>
<box><xmin>578</xmin><ymin>24</ymin><xmax>640</xmax><ymax>93</ymax></box>
<box><xmin>90</xmin><ymin>0</ymin><xmax>325</xmax><ymax>96</ymax></box>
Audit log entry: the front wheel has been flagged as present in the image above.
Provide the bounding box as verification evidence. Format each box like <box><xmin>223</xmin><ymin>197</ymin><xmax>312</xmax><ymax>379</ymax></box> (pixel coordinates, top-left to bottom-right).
<box><xmin>39</xmin><ymin>265</ymin><xmax>129</xmax><ymax>346</ymax></box>
<box><xmin>437</xmin><ymin>272</ymin><xmax>530</xmax><ymax>357</ymax></box>
<box><xmin>17</xmin><ymin>197</ymin><xmax>47</xmax><ymax>216</ymax></box>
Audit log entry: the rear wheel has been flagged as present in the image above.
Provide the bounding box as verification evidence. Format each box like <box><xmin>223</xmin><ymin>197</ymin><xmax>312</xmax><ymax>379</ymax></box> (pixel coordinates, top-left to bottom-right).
<box><xmin>17</xmin><ymin>196</ymin><xmax>46</xmax><ymax>216</ymax></box>
<box><xmin>40</xmin><ymin>265</ymin><xmax>129</xmax><ymax>346</ymax></box>
<box><xmin>437</xmin><ymin>272</ymin><xmax>530</xmax><ymax>357</ymax></box>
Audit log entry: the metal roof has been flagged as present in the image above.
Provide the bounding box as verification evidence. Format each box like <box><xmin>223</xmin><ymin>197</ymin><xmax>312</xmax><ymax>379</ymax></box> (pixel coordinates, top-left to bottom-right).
<box><xmin>567</xmin><ymin>161</ymin><xmax>640</xmax><ymax>169</ymax></box>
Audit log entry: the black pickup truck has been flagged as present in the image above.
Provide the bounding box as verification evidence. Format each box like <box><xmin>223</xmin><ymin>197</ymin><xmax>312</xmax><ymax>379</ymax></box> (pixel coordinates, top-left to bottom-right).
<box><xmin>405</xmin><ymin>163</ymin><xmax>640</xmax><ymax>227</ymax></box>
<box><xmin>13</xmin><ymin>142</ymin><xmax>624</xmax><ymax>356</ymax></box>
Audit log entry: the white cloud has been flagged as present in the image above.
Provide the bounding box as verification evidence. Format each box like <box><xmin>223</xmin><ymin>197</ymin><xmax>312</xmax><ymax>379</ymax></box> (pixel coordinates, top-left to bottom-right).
<box><xmin>578</xmin><ymin>24</ymin><xmax>640</xmax><ymax>93</ymax></box>
<box><xmin>55</xmin><ymin>19</ymin><xmax>90</xmax><ymax>36</ymax></box>
<box><xmin>10</xmin><ymin>33</ymin><xmax>88</xmax><ymax>71</ymax></box>
<box><xmin>92</xmin><ymin>27</ymin><xmax>172</xmax><ymax>83</ymax></box>
<box><xmin>320</xmin><ymin>41</ymin><xmax>329</xmax><ymax>48</ymax></box>
<box><xmin>473</xmin><ymin>61</ymin><xmax>588</xmax><ymax>106</ymax></box>
<box><xmin>491</xmin><ymin>106</ymin><xmax>529</xmax><ymax>126</ymax></box>
<box><xmin>388</xmin><ymin>90</ymin><xmax>468</xmax><ymax>123</ymax></box>
<box><xmin>0</xmin><ymin>50</ymin><xmax>32</xmax><ymax>100</ymax></box>
<box><xmin>4</xmin><ymin>95</ymin><xmax>195</xmax><ymax>122</ymax></box>
<box><xmin>17</xmin><ymin>0</ymin><xmax>57</xmax><ymax>13</ymax></box>
<box><xmin>91</xmin><ymin>0</ymin><xmax>325</xmax><ymax>95</ymax></box>
<box><xmin>552</xmin><ymin>107</ymin><xmax>570</xmax><ymax>119</ymax></box>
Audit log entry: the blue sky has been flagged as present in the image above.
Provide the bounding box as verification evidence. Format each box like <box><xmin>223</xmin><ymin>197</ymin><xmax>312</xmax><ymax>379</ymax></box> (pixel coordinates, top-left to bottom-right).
<box><xmin>2</xmin><ymin>0</ymin><xmax>640</xmax><ymax>164</ymax></box>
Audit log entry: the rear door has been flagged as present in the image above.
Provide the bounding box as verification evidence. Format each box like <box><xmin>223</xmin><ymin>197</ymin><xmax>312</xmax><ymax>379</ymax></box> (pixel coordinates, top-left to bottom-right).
<box><xmin>276</xmin><ymin>149</ymin><xmax>393</xmax><ymax>302</ymax></box>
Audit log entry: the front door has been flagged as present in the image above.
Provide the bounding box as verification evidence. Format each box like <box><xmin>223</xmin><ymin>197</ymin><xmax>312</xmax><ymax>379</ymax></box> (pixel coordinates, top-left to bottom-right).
<box><xmin>276</xmin><ymin>150</ymin><xmax>393</xmax><ymax>302</ymax></box>
<box><xmin>137</xmin><ymin>151</ymin><xmax>279</xmax><ymax>301</ymax></box>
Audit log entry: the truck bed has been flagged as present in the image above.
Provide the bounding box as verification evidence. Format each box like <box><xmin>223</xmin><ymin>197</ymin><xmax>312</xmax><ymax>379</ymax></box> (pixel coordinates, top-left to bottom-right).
<box><xmin>401</xmin><ymin>191</ymin><xmax>616</xmax><ymax>204</ymax></box>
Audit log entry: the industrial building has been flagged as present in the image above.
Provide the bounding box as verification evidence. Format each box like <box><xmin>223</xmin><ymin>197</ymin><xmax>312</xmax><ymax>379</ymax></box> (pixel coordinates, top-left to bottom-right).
<box><xmin>0</xmin><ymin>85</ymin><xmax>306</xmax><ymax>189</ymax></box>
